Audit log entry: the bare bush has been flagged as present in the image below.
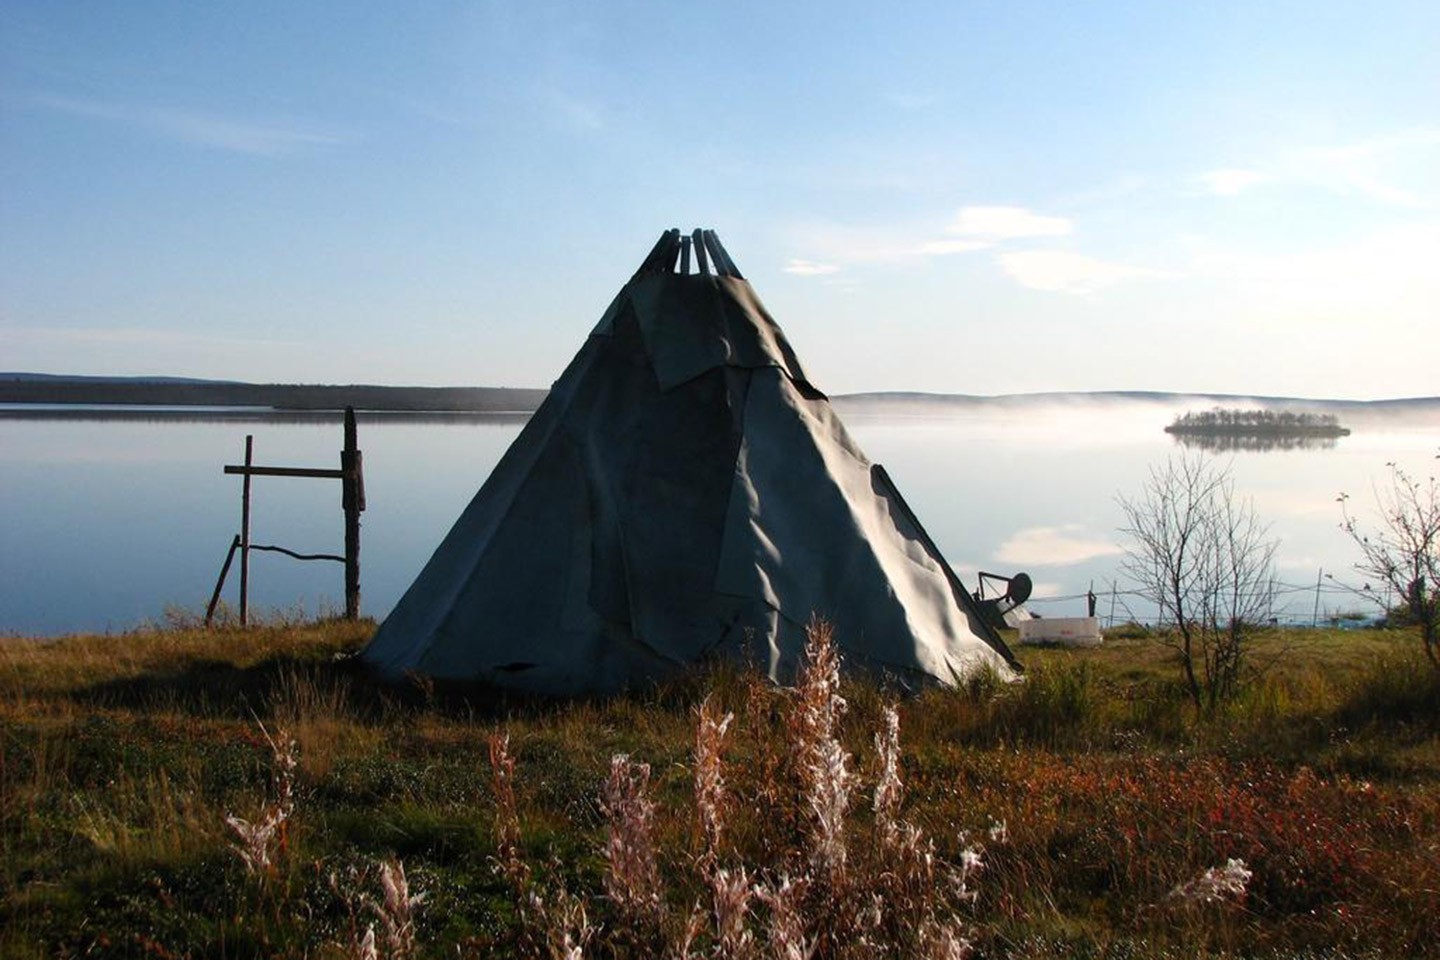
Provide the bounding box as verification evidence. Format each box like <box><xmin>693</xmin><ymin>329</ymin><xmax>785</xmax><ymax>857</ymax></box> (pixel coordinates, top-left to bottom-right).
<box><xmin>1119</xmin><ymin>455</ymin><xmax>1279</xmax><ymax>712</ymax></box>
<box><xmin>1340</xmin><ymin>460</ymin><xmax>1440</xmax><ymax>670</ymax></box>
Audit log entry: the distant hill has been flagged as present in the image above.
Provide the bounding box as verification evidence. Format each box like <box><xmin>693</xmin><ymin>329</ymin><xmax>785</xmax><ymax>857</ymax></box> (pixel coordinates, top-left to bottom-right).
<box><xmin>0</xmin><ymin>374</ymin><xmax>547</xmax><ymax>413</ymax></box>
<box><xmin>835</xmin><ymin>389</ymin><xmax>1440</xmax><ymax>409</ymax></box>
<box><xmin>3</xmin><ymin>374</ymin><xmax>1436</xmax><ymax>417</ymax></box>
<box><xmin>0</xmin><ymin>372</ymin><xmax>233</xmax><ymax>385</ymax></box>
<box><xmin>833</xmin><ymin>390</ymin><xmax>1440</xmax><ymax>422</ymax></box>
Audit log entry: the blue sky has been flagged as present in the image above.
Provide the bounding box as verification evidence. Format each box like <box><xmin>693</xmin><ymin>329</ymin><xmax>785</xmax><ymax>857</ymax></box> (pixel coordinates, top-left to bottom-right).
<box><xmin>2</xmin><ymin>1</ymin><xmax>1436</xmax><ymax>398</ymax></box>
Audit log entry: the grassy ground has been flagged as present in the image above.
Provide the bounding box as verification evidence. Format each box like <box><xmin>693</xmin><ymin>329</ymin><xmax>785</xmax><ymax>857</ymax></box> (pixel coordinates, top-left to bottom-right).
<box><xmin>1</xmin><ymin>615</ymin><xmax>1437</xmax><ymax>958</ymax></box>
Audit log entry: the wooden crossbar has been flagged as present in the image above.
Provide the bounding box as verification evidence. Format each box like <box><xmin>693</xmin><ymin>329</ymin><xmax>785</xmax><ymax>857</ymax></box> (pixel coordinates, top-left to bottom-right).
<box><xmin>208</xmin><ymin>407</ymin><xmax>364</xmax><ymax>627</ymax></box>
<box><xmin>223</xmin><ymin>465</ymin><xmax>345</xmax><ymax>479</ymax></box>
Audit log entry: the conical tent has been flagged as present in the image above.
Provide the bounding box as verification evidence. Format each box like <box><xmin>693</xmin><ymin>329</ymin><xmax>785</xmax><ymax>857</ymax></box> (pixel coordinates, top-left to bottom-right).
<box><xmin>363</xmin><ymin>229</ymin><xmax>1019</xmax><ymax>694</ymax></box>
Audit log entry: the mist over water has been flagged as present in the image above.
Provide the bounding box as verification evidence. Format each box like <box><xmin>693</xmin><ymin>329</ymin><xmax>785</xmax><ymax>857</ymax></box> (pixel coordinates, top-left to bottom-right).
<box><xmin>2</xmin><ymin>397</ymin><xmax>1436</xmax><ymax>636</ymax></box>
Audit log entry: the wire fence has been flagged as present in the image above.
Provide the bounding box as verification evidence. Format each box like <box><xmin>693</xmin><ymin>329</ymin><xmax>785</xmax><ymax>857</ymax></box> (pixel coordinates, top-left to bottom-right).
<box><xmin>1021</xmin><ymin>570</ymin><xmax>1392</xmax><ymax>629</ymax></box>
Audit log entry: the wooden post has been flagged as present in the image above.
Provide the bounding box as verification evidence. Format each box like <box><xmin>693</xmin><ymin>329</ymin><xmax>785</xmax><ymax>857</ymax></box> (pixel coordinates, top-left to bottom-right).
<box><xmin>240</xmin><ymin>435</ymin><xmax>253</xmax><ymax>626</ymax></box>
<box><xmin>204</xmin><ymin>534</ymin><xmax>242</xmax><ymax>627</ymax></box>
<box><xmin>692</xmin><ymin>228</ymin><xmax>710</xmax><ymax>275</ymax></box>
<box><xmin>220</xmin><ymin>417</ymin><xmax>362</xmax><ymax>624</ymax></box>
<box><xmin>341</xmin><ymin>407</ymin><xmax>364</xmax><ymax>620</ymax></box>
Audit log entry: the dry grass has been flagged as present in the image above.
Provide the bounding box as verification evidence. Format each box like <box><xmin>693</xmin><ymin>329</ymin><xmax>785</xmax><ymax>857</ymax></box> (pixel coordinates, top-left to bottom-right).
<box><xmin>1</xmin><ymin>617</ymin><xmax>1436</xmax><ymax>958</ymax></box>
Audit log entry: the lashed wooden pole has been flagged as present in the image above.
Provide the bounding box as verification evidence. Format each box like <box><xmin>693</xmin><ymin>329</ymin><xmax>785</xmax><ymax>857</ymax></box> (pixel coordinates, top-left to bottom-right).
<box><xmin>341</xmin><ymin>407</ymin><xmax>364</xmax><ymax>620</ymax></box>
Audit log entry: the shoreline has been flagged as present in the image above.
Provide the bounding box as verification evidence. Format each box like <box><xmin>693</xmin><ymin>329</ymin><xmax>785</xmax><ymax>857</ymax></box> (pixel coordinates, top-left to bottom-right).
<box><xmin>4</xmin><ymin>375</ymin><xmax>1439</xmax><ymax>416</ymax></box>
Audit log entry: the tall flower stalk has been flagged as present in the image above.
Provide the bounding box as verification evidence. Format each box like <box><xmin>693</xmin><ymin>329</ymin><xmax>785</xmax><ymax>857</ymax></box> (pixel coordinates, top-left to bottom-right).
<box><xmin>694</xmin><ymin>694</ymin><xmax>734</xmax><ymax>875</ymax></box>
<box><xmin>600</xmin><ymin>753</ymin><xmax>663</xmax><ymax>940</ymax></box>
<box><xmin>791</xmin><ymin>619</ymin><xmax>854</xmax><ymax>882</ymax></box>
<box><xmin>225</xmin><ymin>721</ymin><xmax>297</xmax><ymax>884</ymax></box>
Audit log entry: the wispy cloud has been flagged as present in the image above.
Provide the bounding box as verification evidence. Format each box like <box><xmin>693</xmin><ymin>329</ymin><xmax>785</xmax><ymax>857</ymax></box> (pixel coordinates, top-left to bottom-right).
<box><xmin>994</xmin><ymin>524</ymin><xmax>1123</xmax><ymax>566</ymax></box>
<box><xmin>783</xmin><ymin>259</ymin><xmax>840</xmax><ymax>276</ymax></box>
<box><xmin>947</xmin><ymin>205</ymin><xmax>1072</xmax><ymax>239</ymax></box>
<box><xmin>27</xmin><ymin>93</ymin><xmax>348</xmax><ymax>156</ymax></box>
<box><xmin>789</xmin><ymin>204</ymin><xmax>1170</xmax><ymax>295</ymax></box>
<box><xmin>1198</xmin><ymin>129</ymin><xmax>1440</xmax><ymax>208</ymax></box>
<box><xmin>1304</xmin><ymin>128</ymin><xmax>1440</xmax><ymax>207</ymax></box>
<box><xmin>998</xmin><ymin>250</ymin><xmax>1171</xmax><ymax>295</ymax></box>
<box><xmin>1198</xmin><ymin>168</ymin><xmax>1269</xmax><ymax>196</ymax></box>
<box><xmin>782</xmin><ymin>204</ymin><xmax>1106</xmax><ymax>282</ymax></box>
<box><xmin>782</xmin><ymin>221</ymin><xmax>993</xmax><ymax>275</ymax></box>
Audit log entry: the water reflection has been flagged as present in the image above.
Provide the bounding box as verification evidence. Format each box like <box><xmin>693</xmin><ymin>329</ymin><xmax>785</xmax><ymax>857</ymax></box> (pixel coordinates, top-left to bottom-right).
<box><xmin>0</xmin><ymin>407</ymin><xmax>531</xmax><ymax>426</ymax></box>
<box><xmin>3</xmin><ymin>400</ymin><xmax>1437</xmax><ymax>636</ymax></box>
<box><xmin>1171</xmin><ymin>433</ymin><xmax>1342</xmax><ymax>453</ymax></box>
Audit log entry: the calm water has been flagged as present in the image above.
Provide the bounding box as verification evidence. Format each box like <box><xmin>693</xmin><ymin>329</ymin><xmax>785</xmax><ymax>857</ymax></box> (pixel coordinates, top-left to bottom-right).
<box><xmin>2</xmin><ymin>401</ymin><xmax>1436</xmax><ymax>636</ymax></box>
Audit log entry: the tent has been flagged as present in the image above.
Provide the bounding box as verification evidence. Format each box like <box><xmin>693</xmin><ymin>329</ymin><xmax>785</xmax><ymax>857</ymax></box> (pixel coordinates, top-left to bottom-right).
<box><xmin>363</xmin><ymin>229</ymin><xmax>1019</xmax><ymax>694</ymax></box>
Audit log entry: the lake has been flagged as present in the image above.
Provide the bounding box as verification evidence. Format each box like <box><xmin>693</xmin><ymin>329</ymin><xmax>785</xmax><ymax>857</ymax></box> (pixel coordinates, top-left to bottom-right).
<box><xmin>2</xmin><ymin>399</ymin><xmax>1436</xmax><ymax>637</ymax></box>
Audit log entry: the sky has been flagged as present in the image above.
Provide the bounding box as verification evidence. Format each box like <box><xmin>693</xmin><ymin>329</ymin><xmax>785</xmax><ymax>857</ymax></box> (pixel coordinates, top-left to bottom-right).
<box><xmin>2</xmin><ymin>1</ymin><xmax>1437</xmax><ymax>399</ymax></box>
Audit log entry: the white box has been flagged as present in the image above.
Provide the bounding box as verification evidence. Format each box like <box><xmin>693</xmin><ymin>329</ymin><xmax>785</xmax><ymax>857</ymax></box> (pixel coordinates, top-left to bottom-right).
<box><xmin>1019</xmin><ymin>617</ymin><xmax>1103</xmax><ymax>646</ymax></box>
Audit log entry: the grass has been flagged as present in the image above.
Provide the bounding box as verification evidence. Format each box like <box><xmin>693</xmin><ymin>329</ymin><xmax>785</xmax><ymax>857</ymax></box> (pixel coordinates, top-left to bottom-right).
<box><xmin>1</xmin><ymin>616</ymin><xmax>1437</xmax><ymax>958</ymax></box>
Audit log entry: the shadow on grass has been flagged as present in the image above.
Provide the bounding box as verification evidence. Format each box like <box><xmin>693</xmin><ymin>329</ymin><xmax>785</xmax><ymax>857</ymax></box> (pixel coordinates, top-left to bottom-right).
<box><xmin>67</xmin><ymin>650</ymin><xmax>735</xmax><ymax>726</ymax></box>
<box><xmin>69</xmin><ymin>653</ymin><xmax>432</xmax><ymax>724</ymax></box>
<box><xmin>1332</xmin><ymin>654</ymin><xmax>1440</xmax><ymax>731</ymax></box>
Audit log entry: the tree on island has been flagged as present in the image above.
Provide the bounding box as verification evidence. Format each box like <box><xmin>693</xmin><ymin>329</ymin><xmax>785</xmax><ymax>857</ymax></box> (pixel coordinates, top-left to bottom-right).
<box><xmin>1166</xmin><ymin>408</ymin><xmax>1349</xmax><ymax>437</ymax></box>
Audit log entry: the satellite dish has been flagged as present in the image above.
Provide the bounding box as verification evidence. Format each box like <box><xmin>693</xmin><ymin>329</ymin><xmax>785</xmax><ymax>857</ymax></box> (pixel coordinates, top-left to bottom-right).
<box><xmin>973</xmin><ymin>570</ymin><xmax>1033</xmax><ymax>631</ymax></box>
<box><xmin>1006</xmin><ymin>572</ymin><xmax>1033</xmax><ymax>607</ymax></box>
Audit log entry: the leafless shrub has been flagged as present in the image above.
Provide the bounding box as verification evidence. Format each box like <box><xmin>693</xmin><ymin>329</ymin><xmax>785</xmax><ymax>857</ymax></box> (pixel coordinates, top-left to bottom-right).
<box><xmin>1119</xmin><ymin>454</ymin><xmax>1279</xmax><ymax>712</ymax></box>
<box><xmin>1340</xmin><ymin>460</ymin><xmax>1440</xmax><ymax>670</ymax></box>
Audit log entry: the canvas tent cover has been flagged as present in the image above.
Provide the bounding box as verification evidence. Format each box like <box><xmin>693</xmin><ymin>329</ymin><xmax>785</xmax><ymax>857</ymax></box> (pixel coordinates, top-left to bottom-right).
<box><xmin>363</xmin><ymin>229</ymin><xmax>1018</xmax><ymax>694</ymax></box>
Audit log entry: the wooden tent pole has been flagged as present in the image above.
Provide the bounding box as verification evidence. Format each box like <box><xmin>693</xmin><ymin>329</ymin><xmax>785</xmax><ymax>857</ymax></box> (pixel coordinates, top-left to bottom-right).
<box><xmin>692</xmin><ymin>228</ymin><xmax>710</xmax><ymax>275</ymax></box>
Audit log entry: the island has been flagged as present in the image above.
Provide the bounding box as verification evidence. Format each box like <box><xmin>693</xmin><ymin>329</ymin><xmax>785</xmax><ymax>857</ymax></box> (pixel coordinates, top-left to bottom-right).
<box><xmin>1165</xmin><ymin>408</ymin><xmax>1351</xmax><ymax>440</ymax></box>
